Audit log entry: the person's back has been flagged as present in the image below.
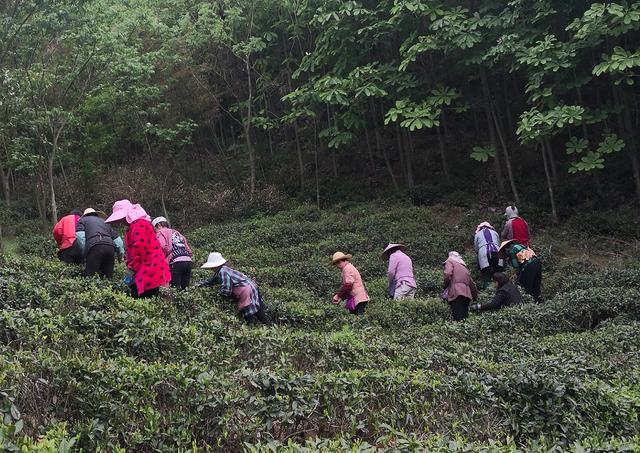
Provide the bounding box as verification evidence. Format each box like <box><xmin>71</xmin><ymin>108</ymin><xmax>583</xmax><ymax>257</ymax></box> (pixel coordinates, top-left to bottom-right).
<box><xmin>444</xmin><ymin>260</ymin><xmax>473</xmax><ymax>298</ymax></box>
<box><xmin>78</xmin><ymin>215</ymin><xmax>118</xmax><ymax>252</ymax></box>
<box><xmin>472</xmin><ymin>273</ymin><xmax>523</xmax><ymax>312</ymax></box>
<box><xmin>389</xmin><ymin>250</ymin><xmax>414</xmax><ymax>280</ymax></box>
<box><xmin>501</xmin><ymin>206</ymin><xmax>530</xmax><ymax>247</ymax></box>
<box><xmin>77</xmin><ymin>210</ymin><xmax>120</xmax><ymax>278</ymax></box>
<box><xmin>52</xmin><ymin>211</ymin><xmax>83</xmax><ymax>264</ymax></box>
<box><xmin>342</xmin><ymin>262</ymin><xmax>369</xmax><ymax>304</ymax></box>
<box><xmin>496</xmin><ymin>281</ymin><xmax>523</xmax><ymax>307</ymax></box>
<box><xmin>510</xmin><ymin>217</ymin><xmax>530</xmax><ymax>247</ymax></box>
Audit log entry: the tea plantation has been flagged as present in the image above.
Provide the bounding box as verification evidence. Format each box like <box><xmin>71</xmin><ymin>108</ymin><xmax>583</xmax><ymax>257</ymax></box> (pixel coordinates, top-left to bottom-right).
<box><xmin>1</xmin><ymin>203</ymin><xmax>639</xmax><ymax>451</ymax></box>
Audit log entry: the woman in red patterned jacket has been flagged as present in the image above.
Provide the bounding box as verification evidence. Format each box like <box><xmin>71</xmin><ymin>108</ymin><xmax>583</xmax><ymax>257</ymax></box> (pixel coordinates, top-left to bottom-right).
<box><xmin>106</xmin><ymin>200</ymin><xmax>170</xmax><ymax>298</ymax></box>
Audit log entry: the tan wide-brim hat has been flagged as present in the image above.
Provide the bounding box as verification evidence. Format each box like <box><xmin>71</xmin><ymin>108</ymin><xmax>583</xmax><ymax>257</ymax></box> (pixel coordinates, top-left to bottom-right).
<box><xmin>331</xmin><ymin>251</ymin><xmax>353</xmax><ymax>265</ymax></box>
<box><xmin>83</xmin><ymin>208</ymin><xmax>97</xmax><ymax>216</ymax></box>
<box><xmin>381</xmin><ymin>243</ymin><xmax>406</xmax><ymax>258</ymax></box>
<box><xmin>498</xmin><ymin>240</ymin><xmax>518</xmax><ymax>258</ymax></box>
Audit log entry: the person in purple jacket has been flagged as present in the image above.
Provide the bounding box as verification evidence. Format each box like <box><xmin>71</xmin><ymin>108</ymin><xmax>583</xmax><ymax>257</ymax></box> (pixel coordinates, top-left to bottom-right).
<box><xmin>382</xmin><ymin>243</ymin><xmax>417</xmax><ymax>299</ymax></box>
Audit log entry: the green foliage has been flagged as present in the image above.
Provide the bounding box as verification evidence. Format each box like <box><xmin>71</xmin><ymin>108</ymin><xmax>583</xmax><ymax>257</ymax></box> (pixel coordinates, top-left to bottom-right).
<box><xmin>470</xmin><ymin>144</ymin><xmax>496</xmax><ymax>163</ymax></box>
<box><xmin>2</xmin><ymin>203</ymin><xmax>639</xmax><ymax>450</ymax></box>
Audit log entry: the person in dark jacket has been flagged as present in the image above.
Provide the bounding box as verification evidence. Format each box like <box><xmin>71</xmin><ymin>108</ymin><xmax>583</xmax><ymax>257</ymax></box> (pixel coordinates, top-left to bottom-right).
<box><xmin>471</xmin><ymin>272</ymin><xmax>523</xmax><ymax>312</ymax></box>
<box><xmin>76</xmin><ymin>208</ymin><xmax>124</xmax><ymax>278</ymax></box>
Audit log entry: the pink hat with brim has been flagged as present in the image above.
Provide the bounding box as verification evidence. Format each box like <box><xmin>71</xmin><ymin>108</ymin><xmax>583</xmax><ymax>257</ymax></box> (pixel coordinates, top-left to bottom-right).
<box><xmin>106</xmin><ymin>200</ymin><xmax>149</xmax><ymax>224</ymax></box>
<box><xmin>105</xmin><ymin>199</ymin><xmax>132</xmax><ymax>223</ymax></box>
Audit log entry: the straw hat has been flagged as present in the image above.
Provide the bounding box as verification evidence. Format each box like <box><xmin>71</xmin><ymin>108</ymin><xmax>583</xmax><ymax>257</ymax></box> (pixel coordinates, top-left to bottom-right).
<box><xmin>201</xmin><ymin>252</ymin><xmax>227</xmax><ymax>269</ymax></box>
<box><xmin>382</xmin><ymin>243</ymin><xmax>406</xmax><ymax>258</ymax></box>
<box><xmin>498</xmin><ymin>240</ymin><xmax>517</xmax><ymax>257</ymax></box>
<box><xmin>83</xmin><ymin>208</ymin><xmax>97</xmax><ymax>216</ymax></box>
<box><xmin>152</xmin><ymin>216</ymin><xmax>168</xmax><ymax>227</ymax></box>
<box><xmin>330</xmin><ymin>251</ymin><xmax>352</xmax><ymax>265</ymax></box>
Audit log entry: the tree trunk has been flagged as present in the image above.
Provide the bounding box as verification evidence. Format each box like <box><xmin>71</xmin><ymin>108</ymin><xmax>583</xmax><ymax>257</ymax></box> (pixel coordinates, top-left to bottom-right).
<box><xmin>47</xmin><ymin>146</ymin><xmax>58</xmax><ymax>223</ymax></box>
<box><xmin>492</xmin><ymin>108</ymin><xmax>520</xmax><ymax>204</ymax></box>
<box><xmin>395</xmin><ymin>124</ymin><xmax>406</xmax><ymax>185</ymax></box>
<box><xmin>403</xmin><ymin>129</ymin><xmax>415</xmax><ymax>189</ymax></box>
<box><xmin>539</xmin><ymin>141</ymin><xmax>558</xmax><ymax>224</ymax></box>
<box><xmin>285</xmin><ymin>68</ymin><xmax>305</xmax><ymax>191</ymax></box>
<box><xmin>244</xmin><ymin>55</ymin><xmax>256</xmax><ymax>194</ymax></box>
<box><xmin>613</xmin><ymin>85</ymin><xmax>640</xmax><ymax>203</ymax></box>
<box><xmin>436</xmin><ymin>125</ymin><xmax>450</xmax><ymax>182</ymax></box>
<box><xmin>0</xmin><ymin>162</ymin><xmax>10</xmax><ymax>205</ymax></box>
<box><xmin>314</xmin><ymin>117</ymin><xmax>320</xmax><ymax>209</ymax></box>
<box><xmin>480</xmin><ymin>68</ymin><xmax>506</xmax><ymax>193</ymax></box>
<box><xmin>543</xmin><ymin>138</ymin><xmax>558</xmax><ymax>184</ymax></box>
<box><xmin>363</xmin><ymin>126</ymin><xmax>376</xmax><ymax>176</ymax></box>
<box><xmin>35</xmin><ymin>173</ymin><xmax>47</xmax><ymax>229</ymax></box>
<box><xmin>370</xmin><ymin>99</ymin><xmax>399</xmax><ymax>190</ymax></box>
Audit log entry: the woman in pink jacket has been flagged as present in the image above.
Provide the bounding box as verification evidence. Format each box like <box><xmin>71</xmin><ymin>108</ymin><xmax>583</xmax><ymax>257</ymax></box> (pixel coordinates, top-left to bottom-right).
<box><xmin>152</xmin><ymin>216</ymin><xmax>193</xmax><ymax>290</ymax></box>
<box><xmin>331</xmin><ymin>252</ymin><xmax>370</xmax><ymax>315</ymax></box>
<box><xmin>442</xmin><ymin>251</ymin><xmax>478</xmax><ymax>321</ymax></box>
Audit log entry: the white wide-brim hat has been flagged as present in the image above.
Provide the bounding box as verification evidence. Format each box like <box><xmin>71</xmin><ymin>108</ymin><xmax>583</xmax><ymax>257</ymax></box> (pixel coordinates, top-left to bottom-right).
<box><xmin>201</xmin><ymin>252</ymin><xmax>227</xmax><ymax>268</ymax></box>
<box><xmin>152</xmin><ymin>216</ymin><xmax>167</xmax><ymax>227</ymax></box>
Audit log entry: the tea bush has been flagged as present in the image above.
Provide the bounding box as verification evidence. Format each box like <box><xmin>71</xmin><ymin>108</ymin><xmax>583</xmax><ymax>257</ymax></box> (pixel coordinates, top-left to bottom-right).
<box><xmin>2</xmin><ymin>202</ymin><xmax>639</xmax><ymax>451</ymax></box>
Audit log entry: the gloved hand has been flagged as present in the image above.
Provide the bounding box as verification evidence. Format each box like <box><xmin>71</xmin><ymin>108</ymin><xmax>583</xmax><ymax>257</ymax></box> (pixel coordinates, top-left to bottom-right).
<box><xmin>123</xmin><ymin>270</ymin><xmax>134</xmax><ymax>286</ymax></box>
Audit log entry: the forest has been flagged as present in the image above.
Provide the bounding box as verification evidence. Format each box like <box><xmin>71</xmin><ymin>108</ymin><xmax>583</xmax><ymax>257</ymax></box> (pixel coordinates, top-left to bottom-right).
<box><xmin>0</xmin><ymin>1</ymin><xmax>640</xmax><ymax>228</ymax></box>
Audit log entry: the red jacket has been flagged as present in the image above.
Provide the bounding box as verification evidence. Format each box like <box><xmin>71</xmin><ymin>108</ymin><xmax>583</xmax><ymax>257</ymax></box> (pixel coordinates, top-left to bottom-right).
<box><xmin>125</xmin><ymin>219</ymin><xmax>171</xmax><ymax>295</ymax></box>
<box><xmin>52</xmin><ymin>214</ymin><xmax>79</xmax><ymax>251</ymax></box>
<box><xmin>511</xmin><ymin>217</ymin><xmax>530</xmax><ymax>247</ymax></box>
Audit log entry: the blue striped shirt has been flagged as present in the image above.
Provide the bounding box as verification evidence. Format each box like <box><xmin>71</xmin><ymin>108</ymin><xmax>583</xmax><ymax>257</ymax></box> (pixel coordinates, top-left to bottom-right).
<box><xmin>201</xmin><ymin>266</ymin><xmax>262</xmax><ymax>316</ymax></box>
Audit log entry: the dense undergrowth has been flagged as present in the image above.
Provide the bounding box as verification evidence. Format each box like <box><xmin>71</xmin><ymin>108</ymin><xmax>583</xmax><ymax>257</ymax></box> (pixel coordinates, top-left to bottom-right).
<box><xmin>0</xmin><ymin>202</ymin><xmax>639</xmax><ymax>451</ymax></box>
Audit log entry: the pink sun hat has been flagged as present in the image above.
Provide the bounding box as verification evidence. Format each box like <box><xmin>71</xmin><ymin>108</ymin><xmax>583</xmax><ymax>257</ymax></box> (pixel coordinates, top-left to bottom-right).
<box><xmin>106</xmin><ymin>200</ymin><xmax>149</xmax><ymax>224</ymax></box>
<box><xmin>126</xmin><ymin>203</ymin><xmax>149</xmax><ymax>223</ymax></box>
<box><xmin>105</xmin><ymin>199</ymin><xmax>132</xmax><ymax>223</ymax></box>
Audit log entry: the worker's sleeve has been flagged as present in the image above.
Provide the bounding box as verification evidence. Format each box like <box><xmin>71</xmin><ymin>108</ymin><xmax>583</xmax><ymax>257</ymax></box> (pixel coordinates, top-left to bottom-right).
<box><xmin>183</xmin><ymin>235</ymin><xmax>193</xmax><ymax>256</ymax></box>
<box><xmin>108</xmin><ymin>225</ymin><xmax>118</xmax><ymax>240</ymax></box>
<box><xmin>218</xmin><ymin>269</ymin><xmax>233</xmax><ymax>297</ymax></box>
<box><xmin>156</xmin><ymin>231</ymin><xmax>171</xmax><ymax>259</ymax></box>
<box><xmin>481</xmin><ymin>289</ymin><xmax>506</xmax><ymax>311</ymax></box>
<box><xmin>474</xmin><ymin>234</ymin><xmax>481</xmax><ymax>253</ymax></box>
<box><xmin>336</xmin><ymin>282</ymin><xmax>353</xmax><ymax>300</ymax></box>
<box><xmin>470</xmin><ymin>279</ymin><xmax>478</xmax><ymax>301</ymax></box>
<box><xmin>387</xmin><ymin>254</ymin><xmax>398</xmax><ymax>284</ymax></box>
<box><xmin>501</xmin><ymin>220</ymin><xmax>511</xmax><ymax>240</ymax></box>
<box><xmin>52</xmin><ymin>221</ymin><xmax>63</xmax><ymax>243</ymax></box>
<box><xmin>443</xmin><ymin>261</ymin><xmax>453</xmax><ymax>287</ymax></box>
<box><xmin>75</xmin><ymin>219</ymin><xmax>85</xmax><ymax>232</ymax></box>
<box><xmin>75</xmin><ymin>231</ymin><xmax>86</xmax><ymax>253</ymax></box>
<box><xmin>113</xmin><ymin>236</ymin><xmax>125</xmax><ymax>258</ymax></box>
<box><xmin>198</xmin><ymin>274</ymin><xmax>218</xmax><ymax>288</ymax></box>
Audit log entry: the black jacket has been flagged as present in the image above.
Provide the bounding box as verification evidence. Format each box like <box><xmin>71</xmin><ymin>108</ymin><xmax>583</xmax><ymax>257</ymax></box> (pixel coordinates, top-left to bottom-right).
<box><xmin>76</xmin><ymin>215</ymin><xmax>118</xmax><ymax>253</ymax></box>
<box><xmin>479</xmin><ymin>281</ymin><xmax>523</xmax><ymax>311</ymax></box>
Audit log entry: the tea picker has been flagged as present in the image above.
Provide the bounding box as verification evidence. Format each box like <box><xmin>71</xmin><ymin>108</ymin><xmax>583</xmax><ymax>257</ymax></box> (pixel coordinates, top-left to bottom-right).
<box><xmin>198</xmin><ymin>252</ymin><xmax>272</xmax><ymax>326</ymax></box>
<box><xmin>330</xmin><ymin>252</ymin><xmax>370</xmax><ymax>315</ymax></box>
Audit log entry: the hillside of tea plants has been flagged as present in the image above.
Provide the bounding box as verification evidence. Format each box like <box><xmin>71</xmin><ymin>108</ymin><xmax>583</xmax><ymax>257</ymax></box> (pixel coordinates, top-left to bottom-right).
<box><xmin>1</xmin><ymin>202</ymin><xmax>639</xmax><ymax>451</ymax></box>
